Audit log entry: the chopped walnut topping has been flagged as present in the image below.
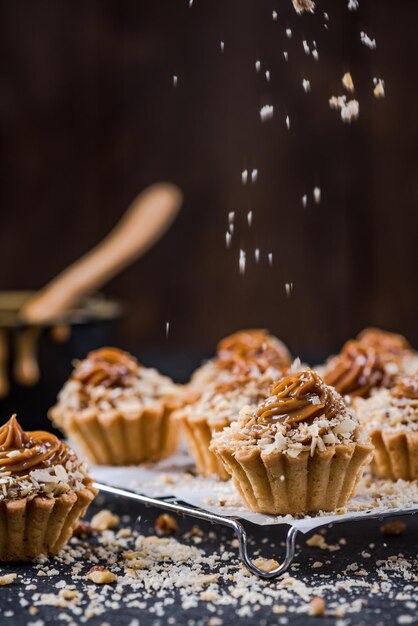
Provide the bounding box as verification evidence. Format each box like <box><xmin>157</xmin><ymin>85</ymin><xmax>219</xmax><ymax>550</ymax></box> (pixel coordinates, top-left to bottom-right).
<box><xmin>0</xmin><ymin>573</ymin><xmax>17</xmax><ymax>585</ymax></box>
<box><xmin>90</xmin><ymin>509</ymin><xmax>120</xmax><ymax>531</ymax></box>
<box><xmin>86</xmin><ymin>566</ymin><xmax>117</xmax><ymax>584</ymax></box>
<box><xmin>380</xmin><ymin>520</ymin><xmax>406</xmax><ymax>536</ymax></box>
<box><xmin>309</xmin><ymin>596</ymin><xmax>326</xmax><ymax>616</ymax></box>
<box><xmin>155</xmin><ymin>513</ymin><xmax>180</xmax><ymax>536</ymax></box>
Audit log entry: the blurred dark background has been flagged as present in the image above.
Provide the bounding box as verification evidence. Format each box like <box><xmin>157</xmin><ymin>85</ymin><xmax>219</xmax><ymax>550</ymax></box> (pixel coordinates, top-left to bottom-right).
<box><xmin>0</xmin><ymin>0</ymin><xmax>417</xmax><ymax>416</ymax></box>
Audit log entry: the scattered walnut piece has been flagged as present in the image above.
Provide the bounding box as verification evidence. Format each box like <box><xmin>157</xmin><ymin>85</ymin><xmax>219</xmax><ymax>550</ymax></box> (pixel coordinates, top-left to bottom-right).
<box><xmin>0</xmin><ymin>573</ymin><xmax>17</xmax><ymax>586</ymax></box>
<box><xmin>292</xmin><ymin>0</ymin><xmax>315</xmax><ymax>13</ymax></box>
<box><xmin>87</xmin><ymin>566</ymin><xmax>117</xmax><ymax>584</ymax></box>
<box><xmin>90</xmin><ymin>509</ymin><xmax>120</xmax><ymax>531</ymax></box>
<box><xmin>306</xmin><ymin>533</ymin><xmax>326</xmax><ymax>548</ymax></box>
<box><xmin>155</xmin><ymin>513</ymin><xmax>179</xmax><ymax>536</ymax></box>
<box><xmin>309</xmin><ymin>596</ymin><xmax>326</xmax><ymax>616</ymax></box>
<box><xmin>342</xmin><ymin>72</ymin><xmax>355</xmax><ymax>92</ymax></box>
<box><xmin>380</xmin><ymin>520</ymin><xmax>406</xmax><ymax>536</ymax></box>
<box><xmin>253</xmin><ymin>558</ymin><xmax>280</xmax><ymax>572</ymax></box>
<box><xmin>73</xmin><ymin>520</ymin><xmax>93</xmax><ymax>537</ymax></box>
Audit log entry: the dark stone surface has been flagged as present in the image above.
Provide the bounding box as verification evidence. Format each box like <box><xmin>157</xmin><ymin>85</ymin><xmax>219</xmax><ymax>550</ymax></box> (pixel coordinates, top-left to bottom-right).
<box><xmin>0</xmin><ymin>491</ymin><xmax>416</xmax><ymax>626</ymax></box>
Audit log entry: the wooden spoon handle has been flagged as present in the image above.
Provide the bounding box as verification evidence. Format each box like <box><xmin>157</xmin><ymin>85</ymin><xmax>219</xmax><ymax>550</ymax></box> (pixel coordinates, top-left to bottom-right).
<box><xmin>21</xmin><ymin>183</ymin><xmax>182</xmax><ymax>323</ymax></box>
<box><xmin>14</xmin><ymin>327</ymin><xmax>40</xmax><ymax>386</ymax></box>
<box><xmin>0</xmin><ymin>329</ymin><xmax>9</xmax><ymax>398</ymax></box>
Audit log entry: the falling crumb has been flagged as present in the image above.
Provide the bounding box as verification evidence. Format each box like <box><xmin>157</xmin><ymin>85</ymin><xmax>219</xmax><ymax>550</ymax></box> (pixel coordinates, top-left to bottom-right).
<box><xmin>272</xmin><ymin>10</ymin><xmax>278</xmax><ymax>20</ymax></box>
<box><xmin>302</xmin><ymin>79</ymin><xmax>311</xmax><ymax>93</ymax></box>
<box><xmin>303</xmin><ymin>40</ymin><xmax>310</xmax><ymax>55</ymax></box>
<box><xmin>283</xmin><ymin>51</ymin><xmax>289</xmax><ymax>61</ymax></box>
<box><xmin>312</xmin><ymin>49</ymin><xmax>319</xmax><ymax>61</ymax></box>
<box><xmin>155</xmin><ymin>514</ymin><xmax>180</xmax><ymax>536</ymax></box>
<box><xmin>373</xmin><ymin>78</ymin><xmax>385</xmax><ymax>98</ymax></box>
<box><xmin>329</xmin><ymin>95</ymin><xmax>359</xmax><ymax>123</ymax></box>
<box><xmin>268</xmin><ymin>253</ymin><xmax>273</xmax><ymax>266</ymax></box>
<box><xmin>313</xmin><ymin>186</ymin><xmax>321</xmax><ymax>204</ymax></box>
<box><xmin>189</xmin><ymin>0</ymin><xmax>193</xmax><ymax>6</ymax></box>
<box><xmin>254</xmin><ymin>248</ymin><xmax>260</xmax><ymax>263</ymax></box>
<box><xmin>260</xmin><ymin>105</ymin><xmax>274</xmax><ymax>121</ymax></box>
<box><xmin>302</xmin><ymin>194</ymin><xmax>307</xmax><ymax>207</ymax></box>
<box><xmin>286</xmin><ymin>28</ymin><xmax>292</xmax><ymax>39</ymax></box>
<box><xmin>247</xmin><ymin>211</ymin><xmax>253</xmax><ymax>226</ymax></box>
<box><xmin>225</xmin><ymin>232</ymin><xmax>231</xmax><ymax>248</ymax></box>
<box><xmin>255</xmin><ymin>60</ymin><xmax>261</xmax><ymax>72</ymax></box>
<box><xmin>360</xmin><ymin>31</ymin><xmax>376</xmax><ymax>49</ymax></box>
<box><xmin>292</xmin><ymin>0</ymin><xmax>315</xmax><ymax>14</ymax></box>
<box><xmin>251</xmin><ymin>168</ymin><xmax>258</xmax><ymax>183</ymax></box>
<box><xmin>173</xmin><ymin>75</ymin><xmax>178</xmax><ymax>88</ymax></box>
<box><xmin>87</xmin><ymin>567</ymin><xmax>117</xmax><ymax>585</ymax></box>
<box><xmin>380</xmin><ymin>520</ymin><xmax>406</xmax><ymax>536</ymax></box>
<box><xmin>324</xmin><ymin>11</ymin><xmax>329</xmax><ymax>20</ymax></box>
<box><xmin>220</xmin><ymin>41</ymin><xmax>225</xmax><ymax>52</ymax></box>
<box><xmin>239</xmin><ymin>249</ymin><xmax>246</xmax><ymax>275</ymax></box>
<box><xmin>166</xmin><ymin>322</ymin><xmax>170</xmax><ymax>339</ymax></box>
<box><xmin>90</xmin><ymin>509</ymin><xmax>120</xmax><ymax>532</ymax></box>
<box><xmin>241</xmin><ymin>169</ymin><xmax>248</xmax><ymax>184</ymax></box>
<box><xmin>285</xmin><ymin>115</ymin><xmax>290</xmax><ymax>129</ymax></box>
<box><xmin>0</xmin><ymin>573</ymin><xmax>17</xmax><ymax>586</ymax></box>
<box><xmin>265</xmin><ymin>70</ymin><xmax>271</xmax><ymax>82</ymax></box>
<box><xmin>348</xmin><ymin>0</ymin><xmax>359</xmax><ymax>9</ymax></box>
<box><xmin>253</xmin><ymin>558</ymin><xmax>280</xmax><ymax>572</ymax></box>
<box><xmin>342</xmin><ymin>72</ymin><xmax>355</xmax><ymax>92</ymax></box>
<box><xmin>228</xmin><ymin>211</ymin><xmax>235</xmax><ymax>224</ymax></box>
<box><xmin>285</xmin><ymin>282</ymin><xmax>293</xmax><ymax>296</ymax></box>
<box><xmin>310</xmin><ymin>596</ymin><xmax>326</xmax><ymax>616</ymax></box>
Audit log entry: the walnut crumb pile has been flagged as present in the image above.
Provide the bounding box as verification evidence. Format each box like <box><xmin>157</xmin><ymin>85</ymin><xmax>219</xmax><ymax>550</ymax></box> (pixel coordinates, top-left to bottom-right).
<box><xmin>155</xmin><ymin>513</ymin><xmax>180</xmax><ymax>535</ymax></box>
<box><xmin>380</xmin><ymin>520</ymin><xmax>407</xmax><ymax>536</ymax></box>
<box><xmin>87</xmin><ymin>566</ymin><xmax>117</xmax><ymax>585</ymax></box>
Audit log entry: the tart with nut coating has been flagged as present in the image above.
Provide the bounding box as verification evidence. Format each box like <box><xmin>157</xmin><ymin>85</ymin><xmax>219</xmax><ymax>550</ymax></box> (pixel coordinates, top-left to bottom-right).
<box><xmin>0</xmin><ymin>415</ymin><xmax>96</xmax><ymax>560</ymax></box>
<box><xmin>210</xmin><ymin>369</ymin><xmax>373</xmax><ymax>515</ymax></box>
<box><xmin>355</xmin><ymin>374</ymin><xmax>418</xmax><ymax>480</ymax></box>
<box><xmin>50</xmin><ymin>347</ymin><xmax>183</xmax><ymax>466</ymax></box>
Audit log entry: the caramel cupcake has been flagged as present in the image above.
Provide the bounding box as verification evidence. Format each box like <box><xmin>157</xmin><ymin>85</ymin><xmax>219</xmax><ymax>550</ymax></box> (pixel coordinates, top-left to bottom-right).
<box><xmin>210</xmin><ymin>369</ymin><xmax>373</xmax><ymax>515</ymax></box>
<box><xmin>50</xmin><ymin>347</ymin><xmax>182</xmax><ymax>466</ymax></box>
<box><xmin>178</xmin><ymin>330</ymin><xmax>292</xmax><ymax>479</ymax></box>
<box><xmin>0</xmin><ymin>415</ymin><xmax>96</xmax><ymax>560</ymax></box>
<box><xmin>323</xmin><ymin>340</ymin><xmax>396</xmax><ymax>398</ymax></box>
<box><xmin>356</xmin><ymin>327</ymin><xmax>412</xmax><ymax>357</ymax></box>
<box><xmin>356</xmin><ymin>374</ymin><xmax>418</xmax><ymax>480</ymax></box>
<box><xmin>190</xmin><ymin>329</ymin><xmax>292</xmax><ymax>390</ymax></box>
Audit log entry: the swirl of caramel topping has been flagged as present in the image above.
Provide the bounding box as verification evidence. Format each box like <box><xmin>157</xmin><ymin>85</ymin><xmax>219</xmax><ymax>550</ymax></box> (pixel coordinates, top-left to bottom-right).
<box><xmin>323</xmin><ymin>340</ymin><xmax>390</xmax><ymax>398</ymax></box>
<box><xmin>216</xmin><ymin>329</ymin><xmax>291</xmax><ymax>375</ymax></box>
<box><xmin>74</xmin><ymin>347</ymin><xmax>140</xmax><ymax>389</ymax></box>
<box><xmin>256</xmin><ymin>370</ymin><xmax>340</xmax><ymax>426</ymax></box>
<box><xmin>0</xmin><ymin>415</ymin><xmax>71</xmax><ymax>474</ymax></box>
<box><xmin>357</xmin><ymin>327</ymin><xmax>411</xmax><ymax>358</ymax></box>
<box><xmin>391</xmin><ymin>375</ymin><xmax>418</xmax><ymax>400</ymax></box>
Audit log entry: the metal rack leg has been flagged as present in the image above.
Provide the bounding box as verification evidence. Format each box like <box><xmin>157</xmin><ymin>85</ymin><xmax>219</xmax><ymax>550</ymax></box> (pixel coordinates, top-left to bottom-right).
<box><xmin>94</xmin><ymin>482</ymin><xmax>299</xmax><ymax>580</ymax></box>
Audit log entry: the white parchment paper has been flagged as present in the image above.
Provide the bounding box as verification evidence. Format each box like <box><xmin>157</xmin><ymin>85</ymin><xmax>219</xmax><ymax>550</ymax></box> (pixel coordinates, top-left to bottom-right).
<box><xmin>91</xmin><ymin>451</ymin><xmax>418</xmax><ymax>534</ymax></box>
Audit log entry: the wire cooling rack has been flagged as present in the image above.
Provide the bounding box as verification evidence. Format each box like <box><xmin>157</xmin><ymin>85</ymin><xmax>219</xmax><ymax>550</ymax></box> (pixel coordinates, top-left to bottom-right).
<box><xmin>94</xmin><ymin>482</ymin><xmax>418</xmax><ymax>580</ymax></box>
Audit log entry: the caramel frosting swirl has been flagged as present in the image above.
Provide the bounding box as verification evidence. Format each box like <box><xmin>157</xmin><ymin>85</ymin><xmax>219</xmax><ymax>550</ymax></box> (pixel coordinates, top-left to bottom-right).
<box><xmin>323</xmin><ymin>340</ymin><xmax>391</xmax><ymax>398</ymax></box>
<box><xmin>0</xmin><ymin>415</ymin><xmax>71</xmax><ymax>474</ymax></box>
<box><xmin>357</xmin><ymin>327</ymin><xmax>411</xmax><ymax>358</ymax></box>
<box><xmin>256</xmin><ymin>370</ymin><xmax>340</xmax><ymax>426</ymax></box>
<box><xmin>74</xmin><ymin>347</ymin><xmax>140</xmax><ymax>389</ymax></box>
<box><xmin>216</xmin><ymin>329</ymin><xmax>291</xmax><ymax>375</ymax></box>
<box><xmin>391</xmin><ymin>375</ymin><xmax>418</xmax><ymax>400</ymax></box>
